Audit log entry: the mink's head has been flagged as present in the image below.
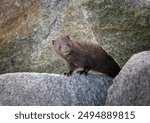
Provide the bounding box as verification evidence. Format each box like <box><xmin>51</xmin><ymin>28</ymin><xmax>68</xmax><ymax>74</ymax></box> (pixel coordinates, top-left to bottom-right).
<box><xmin>52</xmin><ymin>35</ymin><xmax>72</xmax><ymax>56</ymax></box>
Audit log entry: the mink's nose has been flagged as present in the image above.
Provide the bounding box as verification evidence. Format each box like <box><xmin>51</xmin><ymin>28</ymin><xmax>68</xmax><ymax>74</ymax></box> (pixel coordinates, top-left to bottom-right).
<box><xmin>52</xmin><ymin>40</ymin><xmax>55</xmax><ymax>45</ymax></box>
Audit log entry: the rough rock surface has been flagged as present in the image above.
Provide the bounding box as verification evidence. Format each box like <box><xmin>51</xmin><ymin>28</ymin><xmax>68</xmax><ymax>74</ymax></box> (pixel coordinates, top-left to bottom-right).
<box><xmin>0</xmin><ymin>0</ymin><xmax>95</xmax><ymax>74</ymax></box>
<box><xmin>0</xmin><ymin>73</ymin><xmax>112</xmax><ymax>106</ymax></box>
<box><xmin>82</xmin><ymin>0</ymin><xmax>150</xmax><ymax>67</ymax></box>
<box><xmin>1</xmin><ymin>0</ymin><xmax>150</xmax><ymax>74</ymax></box>
<box><xmin>106</xmin><ymin>51</ymin><xmax>150</xmax><ymax>106</ymax></box>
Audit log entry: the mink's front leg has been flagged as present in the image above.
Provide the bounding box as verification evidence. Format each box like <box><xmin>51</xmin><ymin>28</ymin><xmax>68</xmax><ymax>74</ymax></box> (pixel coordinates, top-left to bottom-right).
<box><xmin>64</xmin><ymin>63</ymin><xmax>76</xmax><ymax>76</ymax></box>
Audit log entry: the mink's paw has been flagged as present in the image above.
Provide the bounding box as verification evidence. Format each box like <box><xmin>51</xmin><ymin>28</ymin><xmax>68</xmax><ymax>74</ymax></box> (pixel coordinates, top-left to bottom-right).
<box><xmin>64</xmin><ymin>72</ymin><xmax>72</xmax><ymax>76</ymax></box>
<box><xmin>76</xmin><ymin>70</ymin><xmax>88</xmax><ymax>75</ymax></box>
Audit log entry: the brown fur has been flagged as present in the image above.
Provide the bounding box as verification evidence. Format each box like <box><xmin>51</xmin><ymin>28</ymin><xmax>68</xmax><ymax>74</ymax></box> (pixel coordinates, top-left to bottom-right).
<box><xmin>52</xmin><ymin>35</ymin><xmax>120</xmax><ymax>78</ymax></box>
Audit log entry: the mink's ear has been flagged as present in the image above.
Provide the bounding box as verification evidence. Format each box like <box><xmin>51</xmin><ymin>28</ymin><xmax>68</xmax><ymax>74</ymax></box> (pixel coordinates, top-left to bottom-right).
<box><xmin>65</xmin><ymin>35</ymin><xmax>70</xmax><ymax>40</ymax></box>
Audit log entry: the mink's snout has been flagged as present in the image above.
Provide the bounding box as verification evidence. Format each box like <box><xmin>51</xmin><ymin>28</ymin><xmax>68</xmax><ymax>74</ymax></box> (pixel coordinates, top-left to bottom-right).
<box><xmin>52</xmin><ymin>40</ymin><xmax>55</xmax><ymax>45</ymax></box>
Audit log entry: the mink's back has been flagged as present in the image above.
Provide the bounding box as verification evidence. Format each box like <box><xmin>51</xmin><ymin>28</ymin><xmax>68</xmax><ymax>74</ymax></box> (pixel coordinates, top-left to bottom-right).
<box><xmin>68</xmin><ymin>41</ymin><xmax>120</xmax><ymax>77</ymax></box>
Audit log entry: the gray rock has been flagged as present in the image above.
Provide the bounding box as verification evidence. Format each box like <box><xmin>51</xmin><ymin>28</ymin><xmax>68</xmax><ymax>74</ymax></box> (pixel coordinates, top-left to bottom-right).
<box><xmin>106</xmin><ymin>51</ymin><xmax>150</xmax><ymax>106</ymax></box>
<box><xmin>0</xmin><ymin>0</ymin><xmax>96</xmax><ymax>74</ymax></box>
<box><xmin>0</xmin><ymin>73</ymin><xmax>112</xmax><ymax>106</ymax></box>
<box><xmin>82</xmin><ymin>0</ymin><xmax>150</xmax><ymax>67</ymax></box>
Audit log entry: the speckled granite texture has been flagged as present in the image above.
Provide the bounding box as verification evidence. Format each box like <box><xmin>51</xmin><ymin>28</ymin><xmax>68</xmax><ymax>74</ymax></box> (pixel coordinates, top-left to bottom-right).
<box><xmin>106</xmin><ymin>51</ymin><xmax>150</xmax><ymax>106</ymax></box>
<box><xmin>0</xmin><ymin>73</ymin><xmax>112</xmax><ymax>106</ymax></box>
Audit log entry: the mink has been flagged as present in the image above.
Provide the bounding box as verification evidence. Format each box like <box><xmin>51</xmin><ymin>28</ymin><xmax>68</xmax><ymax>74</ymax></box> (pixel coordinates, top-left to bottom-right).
<box><xmin>52</xmin><ymin>35</ymin><xmax>121</xmax><ymax>78</ymax></box>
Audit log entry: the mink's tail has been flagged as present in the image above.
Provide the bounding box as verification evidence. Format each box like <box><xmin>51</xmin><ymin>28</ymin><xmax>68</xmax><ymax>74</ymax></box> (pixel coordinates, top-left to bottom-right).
<box><xmin>107</xmin><ymin>56</ymin><xmax>121</xmax><ymax>78</ymax></box>
<box><xmin>98</xmin><ymin>53</ymin><xmax>121</xmax><ymax>78</ymax></box>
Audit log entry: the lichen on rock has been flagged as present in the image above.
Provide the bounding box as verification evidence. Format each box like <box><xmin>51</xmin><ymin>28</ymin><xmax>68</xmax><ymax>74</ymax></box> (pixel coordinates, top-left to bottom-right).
<box><xmin>0</xmin><ymin>0</ymin><xmax>96</xmax><ymax>74</ymax></box>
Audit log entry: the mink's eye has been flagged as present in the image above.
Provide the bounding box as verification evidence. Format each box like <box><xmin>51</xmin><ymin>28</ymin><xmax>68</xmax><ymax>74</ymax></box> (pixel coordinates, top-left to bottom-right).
<box><xmin>59</xmin><ymin>46</ymin><xmax>61</xmax><ymax>49</ymax></box>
